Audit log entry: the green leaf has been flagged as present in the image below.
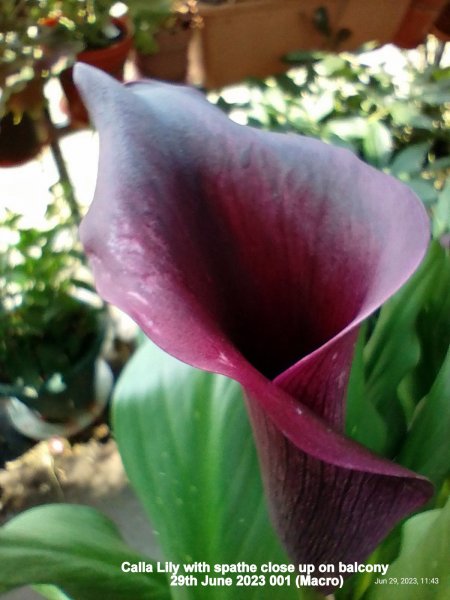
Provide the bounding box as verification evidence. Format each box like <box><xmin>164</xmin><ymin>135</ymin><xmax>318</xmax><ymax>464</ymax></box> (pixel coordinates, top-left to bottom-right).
<box><xmin>389</xmin><ymin>143</ymin><xmax>430</xmax><ymax>176</ymax></box>
<box><xmin>425</xmin><ymin>156</ymin><xmax>450</xmax><ymax>172</ymax></box>
<box><xmin>397</xmin><ymin>347</ymin><xmax>450</xmax><ymax>489</ymax></box>
<box><xmin>345</xmin><ymin>324</ymin><xmax>387</xmax><ymax>454</ymax></box>
<box><xmin>303</xmin><ymin>90</ymin><xmax>335</xmax><ymax>122</ymax></box>
<box><xmin>389</xmin><ymin>103</ymin><xmax>434</xmax><ymax>129</ymax></box>
<box><xmin>0</xmin><ymin>505</ymin><xmax>169</xmax><ymax>600</ymax></box>
<box><xmin>362</xmin><ymin>120</ymin><xmax>393</xmax><ymax>168</ymax></box>
<box><xmin>282</xmin><ymin>50</ymin><xmax>323</xmax><ymax>65</ymax></box>
<box><xmin>398</xmin><ymin>243</ymin><xmax>450</xmax><ymax>410</ymax></box>
<box><xmin>312</xmin><ymin>5</ymin><xmax>332</xmax><ymax>37</ymax></box>
<box><xmin>363</xmin><ymin>244</ymin><xmax>441</xmax><ymax>456</ymax></box>
<box><xmin>319</xmin><ymin>54</ymin><xmax>348</xmax><ymax>76</ymax></box>
<box><xmin>33</xmin><ymin>585</ymin><xmax>73</xmax><ymax>600</ymax></box>
<box><xmin>420</xmin><ymin>84</ymin><xmax>450</xmax><ymax>106</ymax></box>
<box><xmin>274</xmin><ymin>74</ymin><xmax>303</xmax><ymax>95</ymax></box>
<box><xmin>432</xmin><ymin>184</ymin><xmax>450</xmax><ymax>238</ymax></box>
<box><xmin>406</xmin><ymin>179</ymin><xmax>438</xmax><ymax>205</ymax></box>
<box><xmin>113</xmin><ymin>340</ymin><xmax>295</xmax><ymax>599</ymax></box>
<box><xmin>367</xmin><ymin>498</ymin><xmax>450</xmax><ymax>600</ymax></box>
<box><xmin>323</xmin><ymin>116</ymin><xmax>368</xmax><ymax>140</ymax></box>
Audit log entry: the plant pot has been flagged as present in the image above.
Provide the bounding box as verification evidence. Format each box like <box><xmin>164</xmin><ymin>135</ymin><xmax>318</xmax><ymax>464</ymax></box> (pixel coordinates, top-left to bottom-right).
<box><xmin>393</xmin><ymin>0</ymin><xmax>449</xmax><ymax>47</ymax></box>
<box><xmin>134</xmin><ymin>27</ymin><xmax>192</xmax><ymax>82</ymax></box>
<box><xmin>0</xmin><ymin>296</ymin><xmax>111</xmax><ymax>437</ymax></box>
<box><xmin>60</xmin><ymin>17</ymin><xmax>132</xmax><ymax>126</ymax></box>
<box><xmin>2</xmin><ymin>310</ymin><xmax>113</xmax><ymax>440</ymax></box>
<box><xmin>196</xmin><ymin>0</ymin><xmax>411</xmax><ymax>89</ymax></box>
<box><xmin>0</xmin><ymin>80</ymin><xmax>50</xmax><ymax>167</ymax></box>
<box><xmin>0</xmin><ymin>112</ymin><xmax>46</xmax><ymax>167</ymax></box>
<box><xmin>5</xmin><ymin>359</ymin><xmax>113</xmax><ymax>440</ymax></box>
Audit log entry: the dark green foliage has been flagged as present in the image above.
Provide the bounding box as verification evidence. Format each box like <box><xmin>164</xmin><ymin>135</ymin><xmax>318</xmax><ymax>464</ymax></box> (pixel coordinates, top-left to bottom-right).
<box><xmin>0</xmin><ymin>203</ymin><xmax>102</xmax><ymax>401</ymax></box>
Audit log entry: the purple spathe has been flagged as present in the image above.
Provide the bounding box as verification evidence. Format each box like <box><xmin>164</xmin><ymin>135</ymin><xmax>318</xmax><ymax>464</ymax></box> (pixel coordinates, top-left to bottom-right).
<box><xmin>74</xmin><ymin>64</ymin><xmax>433</xmax><ymax>583</ymax></box>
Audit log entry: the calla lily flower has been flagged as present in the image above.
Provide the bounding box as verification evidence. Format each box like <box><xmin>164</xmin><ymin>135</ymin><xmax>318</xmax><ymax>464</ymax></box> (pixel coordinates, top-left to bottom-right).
<box><xmin>74</xmin><ymin>65</ymin><xmax>433</xmax><ymax>582</ymax></box>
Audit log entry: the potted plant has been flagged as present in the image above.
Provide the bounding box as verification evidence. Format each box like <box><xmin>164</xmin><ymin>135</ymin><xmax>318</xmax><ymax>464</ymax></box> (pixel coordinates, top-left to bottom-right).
<box><xmin>129</xmin><ymin>0</ymin><xmax>201</xmax><ymax>82</ymax></box>
<box><xmin>0</xmin><ymin>1</ymin><xmax>73</xmax><ymax>167</ymax></box>
<box><xmin>0</xmin><ymin>199</ymin><xmax>112</xmax><ymax>440</ymax></box>
<box><xmin>50</xmin><ymin>0</ymin><xmax>133</xmax><ymax>124</ymax></box>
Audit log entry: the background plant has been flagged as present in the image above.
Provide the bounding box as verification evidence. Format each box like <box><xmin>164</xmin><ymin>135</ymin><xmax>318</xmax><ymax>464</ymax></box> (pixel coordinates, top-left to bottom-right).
<box><xmin>44</xmin><ymin>0</ymin><xmax>124</xmax><ymax>50</ymax></box>
<box><xmin>129</xmin><ymin>0</ymin><xmax>200</xmax><ymax>55</ymax></box>
<box><xmin>0</xmin><ymin>187</ymin><xmax>102</xmax><ymax>402</ymax></box>
<box><xmin>211</xmin><ymin>39</ymin><xmax>449</xmax><ymax>210</ymax></box>
<box><xmin>0</xmin><ymin>0</ymin><xmax>79</xmax><ymax>116</ymax></box>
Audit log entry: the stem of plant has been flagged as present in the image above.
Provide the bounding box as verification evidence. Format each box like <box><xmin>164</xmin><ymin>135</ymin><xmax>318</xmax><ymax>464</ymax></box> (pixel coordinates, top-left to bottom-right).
<box><xmin>45</xmin><ymin>109</ymin><xmax>81</xmax><ymax>224</ymax></box>
<box><xmin>434</xmin><ymin>40</ymin><xmax>446</xmax><ymax>67</ymax></box>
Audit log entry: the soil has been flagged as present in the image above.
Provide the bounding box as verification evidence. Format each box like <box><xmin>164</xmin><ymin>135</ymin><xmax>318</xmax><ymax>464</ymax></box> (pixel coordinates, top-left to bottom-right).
<box><xmin>0</xmin><ymin>424</ymin><xmax>162</xmax><ymax>599</ymax></box>
<box><xmin>0</xmin><ymin>424</ymin><xmax>122</xmax><ymax>524</ymax></box>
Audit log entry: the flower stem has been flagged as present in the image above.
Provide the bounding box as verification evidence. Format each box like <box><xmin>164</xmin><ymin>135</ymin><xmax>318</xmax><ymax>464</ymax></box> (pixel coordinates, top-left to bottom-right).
<box><xmin>45</xmin><ymin>109</ymin><xmax>81</xmax><ymax>224</ymax></box>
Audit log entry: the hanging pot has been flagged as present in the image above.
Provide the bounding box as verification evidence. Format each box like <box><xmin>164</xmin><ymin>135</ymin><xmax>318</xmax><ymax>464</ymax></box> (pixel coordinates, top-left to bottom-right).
<box><xmin>0</xmin><ymin>80</ymin><xmax>50</xmax><ymax>168</ymax></box>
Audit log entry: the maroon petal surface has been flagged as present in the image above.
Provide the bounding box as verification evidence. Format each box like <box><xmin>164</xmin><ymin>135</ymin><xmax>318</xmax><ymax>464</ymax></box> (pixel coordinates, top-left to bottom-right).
<box><xmin>74</xmin><ymin>65</ymin><xmax>432</xmax><ymax>578</ymax></box>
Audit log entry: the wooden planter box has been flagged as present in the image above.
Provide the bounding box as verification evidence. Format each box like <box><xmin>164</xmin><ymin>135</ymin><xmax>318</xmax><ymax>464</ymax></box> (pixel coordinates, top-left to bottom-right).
<box><xmin>394</xmin><ymin>0</ymin><xmax>449</xmax><ymax>47</ymax></box>
<box><xmin>195</xmin><ymin>0</ymin><xmax>443</xmax><ymax>89</ymax></box>
<box><xmin>135</xmin><ymin>28</ymin><xmax>192</xmax><ymax>82</ymax></box>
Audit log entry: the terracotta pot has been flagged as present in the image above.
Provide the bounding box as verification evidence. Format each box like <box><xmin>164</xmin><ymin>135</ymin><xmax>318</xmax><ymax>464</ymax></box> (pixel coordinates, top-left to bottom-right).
<box><xmin>433</xmin><ymin>1</ymin><xmax>450</xmax><ymax>40</ymax></box>
<box><xmin>60</xmin><ymin>18</ymin><xmax>132</xmax><ymax>126</ymax></box>
<box><xmin>134</xmin><ymin>27</ymin><xmax>192</xmax><ymax>82</ymax></box>
<box><xmin>0</xmin><ymin>80</ymin><xmax>50</xmax><ymax>168</ymax></box>
<box><xmin>197</xmin><ymin>0</ymin><xmax>411</xmax><ymax>89</ymax></box>
<box><xmin>393</xmin><ymin>0</ymin><xmax>448</xmax><ymax>48</ymax></box>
